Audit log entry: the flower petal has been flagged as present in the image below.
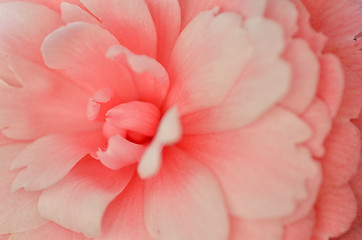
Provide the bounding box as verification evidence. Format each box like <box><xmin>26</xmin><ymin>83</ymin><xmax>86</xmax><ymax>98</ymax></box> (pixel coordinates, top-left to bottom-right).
<box><xmin>144</xmin><ymin>0</ymin><xmax>181</xmax><ymax>65</ymax></box>
<box><xmin>166</xmin><ymin>9</ymin><xmax>253</xmax><ymax>115</ymax></box>
<box><xmin>97</xmin><ymin>135</ymin><xmax>145</xmax><ymax>170</ymax></box>
<box><xmin>106</xmin><ymin>45</ymin><xmax>169</xmax><ymax>106</ymax></box>
<box><xmin>80</xmin><ymin>0</ymin><xmax>157</xmax><ymax>57</ymax></box>
<box><xmin>0</xmin><ymin>54</ymin><xmax>99</xmax><ymax>140</ymax></box>
<box><xmin>96</xmin><ymin>177</ymin><xmax>153</xmax><ymax>240</ymax></box>
<box><xmin>0</xmin><ymin>2</ymin><xmax>62</xmax><ymax>63</ymax></box>
<box><xmin>143</xmin><ymin>147</ymin><xmax>229</xmax><ymax>240</ymax></box>
<box><xmin>180</xmin><ymin>107</ymin><xmax>320</xmax><ymax>219</ymax></box>
<box><xmin>137</xmin><ymin>107</ymin><xmax>182</xmax><ymax>178</ymax></box>
<box><xmin>11</xmin><ymin>223</ymin><xmax>89</xmax><ymax>240</ymax></box>
<box><xmin>60</xmin><ymin>2</ymin><xmax>100</xmax><ymax>25</ymax></box>
<box><xmin>38</xmin><ymin>157</ymin><xmax>135</xmax><ymax>238</ymax></box>
<box><xmin>0</xmin><ymin>144</ymin><xmax>48</xmax><ymax>234</ymax></box>
<box><xmin>10</xmin><ymin>132</ymin><xmax>104</xmax><ymax>192</ymax></box>
<box><xmin>42</xmin><ymin>22</ymin><xmax>138</xmax><ymax>101</ymax></box>
<box><xmin>179</xmin><ymin>0</ymin><xmax>266</xmax><ymax>28</ymax></box>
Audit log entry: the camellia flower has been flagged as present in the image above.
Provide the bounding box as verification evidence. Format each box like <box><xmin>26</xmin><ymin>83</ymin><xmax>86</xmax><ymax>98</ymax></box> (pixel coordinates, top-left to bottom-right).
<box><xmin>0</xmin><ymin>0</ymin><xmax>361</xmax><ymax>239</ymax></box>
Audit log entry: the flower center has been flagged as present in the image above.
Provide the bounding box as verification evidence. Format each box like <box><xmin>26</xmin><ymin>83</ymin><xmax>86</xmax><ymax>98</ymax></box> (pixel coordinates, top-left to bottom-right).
<box><xmin>87</xmin><ymin>88</ymin><xmax>161</xmax><ymax>144</ymax></box>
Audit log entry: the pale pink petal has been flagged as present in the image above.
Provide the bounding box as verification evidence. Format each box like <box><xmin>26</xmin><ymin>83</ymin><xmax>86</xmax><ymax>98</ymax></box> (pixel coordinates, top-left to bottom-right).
<box><xmin>144</xmin><ymin>0</ymin><xmax>181</xmax><ymax>65</ymax></box>
<box><xmin>0</xmin><ymin>144</ymin><xmax>48</xmax><ymax>234</ymax></box>
<box><xmin>60</xmin><ymin>2</ymin><xmax>100</xmax><ymax>25</ymax></box>
<box><xmin>80</xmin><ymin>0</ymin><xmax>157</xmax><ymax>57</ymax></box>
<box><xmin>11</xmin><ymin>223</ymin><xmax>89</xmax><ymax>240</ymax></box>
<box><xmin>97</xmin><ymin>135</ymin><xmax>145</xmax><ymax>170</ymax></box>
<box><xmin>280</xmin><ymin>39</ymin><xmax>319</xmax><ymax>114</ymax></box>
<box><xmin>10</xmin><ymin>132</ymin><xmax>104</xmax><ymax>192</ymax></box>
<box><xmin>166</xmin><ymin>9</ymin><xmax>252</xmax><ymax>115</ymax></box>
<box><xmin>42</xmin><ymin>22</ymin><xmax>138</xmax><ymax>101</ymax></box>
<box><xmin>138</xmin><ymin>107</ymin><xmax>182</xmax><ymax>179</ymax></box>
<box><xmin>179</xmin><ymin>0</ymin><xmax>266</xmax><ymax>28</ymax></box>
<box><xmin>265</xmin><ymin>0</ymin><xmax>298</xmax><ymax>38</ymax></box>
<box><xmin>0</xmin><ymin>55</ymin><xmax>18</xmax><ymax>87</ymax></box>
<box><xmin>230</xmin><ymin>217</ymin><xmax>283</xmax><ymax>240</ymax></box>
<box><xmin>317</xmin><ymin>54</ymin><xmax>344</xmax><ymax>117</ymax></box>
<box><xmin>0</xmin><ymin>0</ymin><xmax>82</xmax><ymax>12</ymax></box>
<box><xmin>0</xmin><ymin>2</ymin><xmax>62</xmax><ymax>63</ymax></box>
<box><xmin>302</xmin><ymin>99</ymin><xmax>332</xmax><ymax>157</ymax></box>
<box><xmin>182</xmin><ymin>57</ymin><xmax>290</xmax><ymax>134</ymax></box>
<box><xmin>180</xmin><ymin>107</ymin><xmax>320</xmax><ymax>219</ymax></box>
<box><xmin>284</xmin><ymin>211</ymin><xmax>316</xmax><ymax>240</ymax></box>
<box><xmin>312</xmin><ymin>185</ymin><xmax>357</xmax><ymax>239</ymax></box>
<box><xmin>97</xmin><ymin>177</ymin><xmax>153</xmax><ymax>240</ymax></box>
<box><xmin>0</xmin><ymin>235</ymin><xmax>9</xmax><ymax>240</ymax></box>
<box><xmin>0</xmin><ymin>54</ymin><xmax>99</xmax><ymax>140</ymax></box>
<box><xmin>38</xmin><ymin>157</ymin><xmax>135</xmax><ymax>238</ymax></box>
<box><xmin>106</xmin><ymin>45</ymin><xmax>169</xmax><ymax>106</ymax></box>
<box><xmin>143</xmin><ymin>147</ymin><xmax>229</xmax><ymax>240</ymax></box>
<box><xmin>87</xmin><ymin>88</ymin><xmax>120</xmax><ymax>121</ymax></box>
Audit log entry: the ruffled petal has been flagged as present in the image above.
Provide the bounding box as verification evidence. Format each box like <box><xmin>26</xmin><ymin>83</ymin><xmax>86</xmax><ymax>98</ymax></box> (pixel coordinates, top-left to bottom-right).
<box><xmin>143</xmin><ymin>147</ymin><xmax>229</xmax><ymax>240</ymax></box>
<box><xmin>179</xmin><ymin>0</ymin><xmax>267</xmax><ymax>28</ymax></box>
<box><xmin>38</xmin><ymin>157</ymin><xmax>135</xmax><ymax>238</ymax></box>
<box><xmin>0</xmin><ymin>2</ymin><xmax>62</xmax><ymax>63</ymax></box>
<box><xmin>80</xmin><ymin>0</ymin><xmax>157</xmax><ymax>57</ymax></box>
<box><xmin>166</xmin><ymin>9</ymin><xmax>252</xmax><ymax>115</ymax></box>
<box><xmin>10</xmin><ymin>132</ymin><xmax>104</xmax><ymax>192</ymax></box>
<box><xmin>0</xmin><ymin>55</ymin><xmax>98</xmax><ymax>140</ymax></box>
<box><xmin>42</xmin><ymin>22</ymin><xmax>138</xmax><ymax>101</ymax></box>
<box><xmin>180</xmin><ymin>107</ymin><xmax>320</xmax><ymax>219</ymax></box>
<box><xmin>0</xmin><ymin>0</ymin><xmax>82</xmax><ymax>12</ymax></box>
<box><xmin>0</xmin><ymin>144</ymin><xmax>48</xmax><ymax>234</ymax></box>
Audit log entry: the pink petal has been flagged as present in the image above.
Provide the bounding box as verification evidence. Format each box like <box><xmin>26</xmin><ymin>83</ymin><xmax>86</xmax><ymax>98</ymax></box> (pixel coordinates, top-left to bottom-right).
<box><xmin>80</xmin><ymin>0</ymin><xmax>157</xmax><ymax>57</ymax></box>
<box><xmin>166</xmin><ymin>9</ymin><xmax>253</xmax><ymax>115</ymax></box>
<box><xmin>97</xmin><ymin>135</ymin><xmax>145</xmax><ymax>170</ymax></box>
<box><xmin>143</xmin><ymin>147</ymin><xmax>229</xmax><ymax>240</ymax></box>
<box><xmin>137</xmin><ymin>107</ymin><xmax>182</xmax><ymax>178</ymax></box>
<box><xmin>60</xmin><ymin>2</ymin><xmax>100</xmax><ymax>25</ymax></box>
<box><xmin>144</xmin><ymin>0</ymin><xmax>181</xmax><ymax>65</ymax></box>
<box><xmin>106</xmin><ymin>101</ymin><xmax>160</xmax><ymax>136</ymax></box>
<box><xmin>284</xmin><ymin>211</ymin><xmax>316</xmax><ymax>240</ymax></box>
<box><xmin>41</xmin><ymin>22</ymin><xmax>138</xmax><ymax>101</ymax></box>
<box><xmin>180</xmin><ymin>107</ymin><xmax>320</xmax><ymax>219</ymax></box>
<box><xmin>0</xmin><ymin>2</ymin><xmax>62</xmax><ymax>63</ymax></box>
<box><xmin>0</xmin><ymin>0</ymin><xmax>82</xmax><ymax>12</ymax></box>
<box><xmin>317</xmin><ymin>54</ymin><xmax>344</xmax><ymax>117</ymax></box>
<box><xmin>302</xmin><ymin>99</ymin><xmax>332</xmax><ymax>157</ymax></box>
<box><xmin>38</xmin><ymin>157</ymin><xmax>135</xmax><ymax>238</ymax></box>
<box><xmin>321</xmin><ymin>121</ymin><xmax>361</xmax><ymax>188</ymax></box>
<box><xmin>0</xmin><ymin>54</ymin><xmax>99</xmax><ymax>140</ymax></box>
<box><xmin>230</xmin><ymin>217</ymin><xmax>283</xmax><ymax>240</ymax></box>
<box><xmin>280</xmin><ymin>39</ymin><xmax>319</xmax><ymax>114</ymax></box>
<box><xmin>179</xmin><ymin>0</ymin><xmax>266</xmax><ymax>28</ymax></box>
<box><xmin>10</xmin><ymin>132</ymin><xmax>104</xmax><ymax>192</ymax></box>
<box><xmin>335</xmin><ymin>158</ymin><xmax>362</xmax><ymax>240</ymax></box>
<box><xmin>97</xmin><ymin>177</ymin><xmax>153</xmax><ymax>240</ymax></box>
<box><xmin>106</xmin><ymin>45</ymin><xmax>169</xmax><ymax>106</ymax></box>
<box><xmin>11</xmin><ymin>223</ymin><xmax>89</xmax><ymax>240</ymax></box>
<box><xmin>265</xmin><ymin>0</ymin><xmax>298</xmax><ymax>38</ymax></box>
<box><xmin>312</xmin><ymin>185</ymin><xmax>357</xmax><ymax>239</ymax></box>
<box><xmin>0</xmin><ymin>144</ymin><xmax>48</xmax><ymax>234</ymax></box>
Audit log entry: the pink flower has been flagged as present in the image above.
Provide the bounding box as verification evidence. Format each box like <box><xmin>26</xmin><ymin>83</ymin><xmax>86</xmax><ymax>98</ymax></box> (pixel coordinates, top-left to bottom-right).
<box><xmin>0</xmin><ymin>0</ymin><xmax>361</xmax><ymax>239</ymax></box>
